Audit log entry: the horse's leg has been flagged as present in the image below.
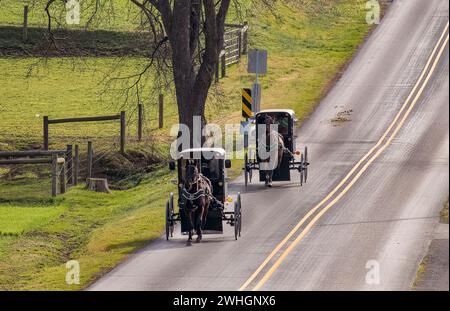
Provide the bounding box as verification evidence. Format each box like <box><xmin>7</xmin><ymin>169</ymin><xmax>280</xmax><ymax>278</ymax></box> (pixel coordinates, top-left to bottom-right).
<box><xmin>187</xmin><ymin>230</ymin><xmax>192</xmax><ymax>245</ymax></box>
<box><xmin>267</xmin><ymin>170</ymin><xmax>273</xmax><ymax>187</ymax></box>
<box><xmin>195</xmin><ymin>207</ymin><xmax>203</xmax><ymax>243</ymax></box>
<box><xmin>186</xmin><ymin>210</ymin><xmax>193</xmax><ymax>246</ymax></box>
<box><xmin>265</xmin><ymin>169</ymin><xmax>270</xmax><ymax>186</ymax></box>
<box><xmin>202</xmin><ymin>201</ymin><xmax>209</xmax><ymax>229</ymax></box>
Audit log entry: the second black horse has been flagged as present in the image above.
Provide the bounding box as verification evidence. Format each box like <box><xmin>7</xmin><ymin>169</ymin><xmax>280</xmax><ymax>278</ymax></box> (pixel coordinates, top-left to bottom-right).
<box><xmin>181</xmin><ymin>165</ymin><xmax>213</xmax><ymax>245</ymax></box>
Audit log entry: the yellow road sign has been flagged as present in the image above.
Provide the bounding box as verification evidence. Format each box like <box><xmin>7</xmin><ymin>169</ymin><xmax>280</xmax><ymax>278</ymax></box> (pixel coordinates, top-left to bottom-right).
<box><xmin>242</xmin><ymin>88</ymin><xmax>252</xmax><ymax>118</ymax></box>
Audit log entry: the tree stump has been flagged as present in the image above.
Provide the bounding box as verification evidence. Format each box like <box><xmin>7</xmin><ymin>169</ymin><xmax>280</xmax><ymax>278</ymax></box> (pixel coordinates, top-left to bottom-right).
<box><xmin>86</xmin><ymin>178</ymin><xmax>111</xmax><ymax>194</ymax></box>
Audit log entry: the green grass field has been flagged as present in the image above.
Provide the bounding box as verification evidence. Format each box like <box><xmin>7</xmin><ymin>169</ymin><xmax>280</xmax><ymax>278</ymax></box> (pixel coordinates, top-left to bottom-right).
<box><xmin>0</xmin><ymin>0</ymin><xmax>142</xmax><ymax>30</ymax></box>
<box><xmin>0</xmin><ymin>0</ymin><xmax>373</xmax><ymax>290</ymax></box>
<box><xmin>0</xmin><ymin>57</ymin><xmax>172</xmax><ymax>150</ymax></box>
<box><xmin>0</xmin><ymin>169</ymin><xmax>176</xmax><ymax>290</ymax></box>
<box><xmin>0</xmin><ymin>203</ymin><xmax>65</xmax><ymax>236</ymax></box>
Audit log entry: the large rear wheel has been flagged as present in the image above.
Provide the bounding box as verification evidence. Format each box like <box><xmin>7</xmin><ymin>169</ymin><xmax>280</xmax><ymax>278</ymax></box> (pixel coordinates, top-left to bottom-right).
<box><xmin>244</xmin><ymin>153</ymin><xmax>249</xmax><ymax>187</ymax></box>
<box><xmin>165</xmin><ymin>200</ymin><xmax>170</xmax><ymax>241</ymax></box>
<box><xmin>166</xmin><ymin>193</ymin><xmax>175</xmax><ymax>240</ymax></box>
<box><xmin>248</xmin><ymin>150</ymin><xmax>253</xmax><ymax>184</ymax></box>
<box><xmin>300</xmin><ymin>154</ymin><xmax>304</xmax><ymax>186</ymax></box>
<box><xmin>304</xmin><ymin>146</ymin><xmax>309</xmax><ymax>183</ymax></box>
<box><xmin>169</xmin><ymin>193</ymin><xmax>175</xmax><ymax>237</ymax></box>
<box><xmin>234</xmin><ymin>193</ymin><xmax>242</xmax><ymax>240</ymax></box>
<box><xmin>237</xmin><ymin>193</ymin><xmax>242</xmax><ymax>237</ymax></box>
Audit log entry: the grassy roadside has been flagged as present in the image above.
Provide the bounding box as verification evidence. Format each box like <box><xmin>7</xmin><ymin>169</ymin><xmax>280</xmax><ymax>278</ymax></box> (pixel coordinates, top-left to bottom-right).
<box><xmin>412</xmin><ymin>199</ymin><xmax>449</xmax><ymax>290</ymax></box>
<box><xmin>412</xmin><ymin>254</ymin><xmax>429</xmax><ymax>290</ymax></box>
<box><xmin>0</xmin><ymin>169</ymin><xmax>177</xmax><ymax>290</ymax></box>
<box><xmin>440</xmin><ymin>200</ymin><xmax>449</xmax><ymax>224</ymax></box>
<box><xmin>0</xmin><ymin>0</ymin><xmax>373</xmax><ymax>290</ymax></box>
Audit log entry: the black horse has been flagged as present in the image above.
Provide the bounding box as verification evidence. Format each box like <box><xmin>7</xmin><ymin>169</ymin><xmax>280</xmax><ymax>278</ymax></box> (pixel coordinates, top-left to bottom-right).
<box><xmin>181</xmin><ymin>165</ymin><xmax>212</xmax><ymax>245</ymax></box>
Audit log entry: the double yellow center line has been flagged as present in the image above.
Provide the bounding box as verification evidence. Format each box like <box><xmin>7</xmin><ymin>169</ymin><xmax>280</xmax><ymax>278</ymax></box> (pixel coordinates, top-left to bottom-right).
<box><xmin>239</xmin><ymin>22</ymin><xmax>449</xmax><ymax>291</ymax></box>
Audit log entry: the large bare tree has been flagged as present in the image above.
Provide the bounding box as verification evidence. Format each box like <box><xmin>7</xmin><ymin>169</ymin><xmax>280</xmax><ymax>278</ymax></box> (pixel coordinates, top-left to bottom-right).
<box><xmin>39</xmin><ymin>0</ymin><xmax>236</xmax><ymax>144</ymax></box>
<box><xmin>133</xmin><ymin>0</ymin><xmax>231</xmax><ymax>132</ymax></box>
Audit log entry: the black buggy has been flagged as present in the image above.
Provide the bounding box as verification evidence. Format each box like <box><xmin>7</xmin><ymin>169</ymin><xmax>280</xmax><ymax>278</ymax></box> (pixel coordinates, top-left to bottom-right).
<box><xmin>244</xmin><ymin>109</ymin><xmax>310</xmax><ymax>186</ymax></box>
<box><xmin>166</xmin><ymin>148</ymin><xmax>242</xmax><ymax>241</ymax></box>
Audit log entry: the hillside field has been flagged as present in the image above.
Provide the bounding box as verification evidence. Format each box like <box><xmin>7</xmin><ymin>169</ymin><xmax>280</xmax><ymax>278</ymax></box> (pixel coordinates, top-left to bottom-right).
<box><xmin>0</xmin><ymin>0</ymin><xmax>373</xmax><ymax>290</ymax></box>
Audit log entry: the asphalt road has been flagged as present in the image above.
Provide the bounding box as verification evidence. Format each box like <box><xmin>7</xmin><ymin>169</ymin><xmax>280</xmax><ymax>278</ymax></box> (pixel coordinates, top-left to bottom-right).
<box><xmin>90</xmin><ymin>0</ymin><xmax>449</xmax><ymax>291</ymax></box>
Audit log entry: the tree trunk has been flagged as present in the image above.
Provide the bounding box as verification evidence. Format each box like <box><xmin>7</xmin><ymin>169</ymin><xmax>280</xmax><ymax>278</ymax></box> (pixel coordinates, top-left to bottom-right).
<box><xmin>86</xmin><ymin>178</ymin><xmax>111</xmax><ymax>194</ymax></box>
<box><xmin>145</xmin><ymin>0</ymin><xmax>231</xmax><ymax>148</ymax></box>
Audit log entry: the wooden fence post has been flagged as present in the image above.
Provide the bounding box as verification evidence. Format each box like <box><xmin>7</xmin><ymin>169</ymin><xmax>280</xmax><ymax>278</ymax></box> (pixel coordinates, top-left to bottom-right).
<box><xmin>66</xmin><ymin>145</ymin><xmax>73</xmax><ymax>185</ymax></box>
<box><xmin>221</xmin><ymin>52</ymin><xmax>226</xmax><ymax>78</ymax></box>
<box><xmin>137</xmin><ymin>103</ymin><xmax>143</xmax><ymax>141</ymax></box>
<box><xmin>43</xmin><ymin>116</ymin><xmax>49</xmax><ymax>150</ymax></box>
<box><xmin>238</xmin><ymin>32</ymin><xmax>242</xmax><ymax>60</ymax></box>
<box><xmin>242</xmin><ymin>22</ymin><xmax>248</xmax><ymax>55</ymax></box>
<box><xmin>23</xmin><ymin>5</ymin><xmax>29</xmax><ymax>43</ymax></box>
<box><xmin>120</xmin><ymin>111</ymin><xmax>126</xmax><ymax>154</ymax></box>
<box><xmin>60</xmin><ymin>160</ymin><xmax>66</xmax><ymax>194</ymax></box>
<box><xmin>159</xmin><ymin>94</ymin><xmax>164</xmax><ymax>129</ymax></box>
<box><xmin>51</xmin><ymin>154</ymin><xmax>58</xmax><ymax>197</ymax></box>
<box><xmin>87</xmin><ymin>141</ymin><xmax>93</xmax><ymax>179</ymax></box>
<box><xmin>74</xmin><ymin>145</ymin><xmax>79</xmax><ymax>186</ymax></box>
<box><xmin>215</xmin><ymin>60</ymin><xmax>219</xmax><ymax>83</ymax></box>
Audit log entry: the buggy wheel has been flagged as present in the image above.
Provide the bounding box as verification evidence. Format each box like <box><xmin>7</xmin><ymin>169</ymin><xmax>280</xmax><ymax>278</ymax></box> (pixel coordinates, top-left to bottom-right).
<box><xmin>234</xmin><ymin>203</ymin><xmax>239</xmax><ymax>240</ymax></box>
<box><xmin>244</xmin><ymin>153</ymin><xmax>249</xmax><ymax>187</ymax></box>
<box><xmin>248</xmin><ymin>150</ymin><xmax>253</xmax><ymax>184</ymax></box>
<box><xmin>300</xmin><ymin>154</ymin><xmax>304</xmax><ymax>186</ymax></box>
<box><xmin>169</xmin><ymin>193</ymin><xmax>175</xmax><ymax>237</ymax></box>
<box><xmin>238</xmin><ymin>193</ymin><xmax>242</xmax><ymax>237</ymax></box>
<box><xmin>234</xmin><ymin>193</ymin><xmax>242</xmax><ymax>240</ymax></box>
<box><xmin>304</xmin><ymin>146</ymin><xmax>308</xmax><ymax>183</ymax></box>
<box><xmin>165</xmin><ymin>201</ymin><xmax>170</xmax><ymax>241</ymax></box>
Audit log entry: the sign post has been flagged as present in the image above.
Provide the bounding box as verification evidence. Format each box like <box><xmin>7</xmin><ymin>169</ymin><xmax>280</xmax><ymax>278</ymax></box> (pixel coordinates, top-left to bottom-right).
<box><xmin>242</xmin><ymin>88</ymin><xmax>253</xmax><ymax>119</ymax></box>
<box><xmin>242</xmin><ymin>88</ymin><xmax>253</xmax><ymax>148</ymax></box>
<box><xmin>242</xmin><ymin>49</ymin><xmax>267</xmax><ymax>149</ymax></box>
<box><xmin>247</xmin><ymin>49</ymin><xmax>267</xmax><ymax>113</ymax></box>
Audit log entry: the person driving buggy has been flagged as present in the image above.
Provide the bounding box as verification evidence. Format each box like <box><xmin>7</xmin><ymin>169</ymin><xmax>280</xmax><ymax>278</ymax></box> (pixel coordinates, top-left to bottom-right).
<box><xmin>259</xmin><ymin>115</ymin><xmax>285</xmax><ymax>187</ymax></box>
<box><xmin>201</xmin><ymin>158</ymin><xmax>220</xmax><ymax>180</ymax></box>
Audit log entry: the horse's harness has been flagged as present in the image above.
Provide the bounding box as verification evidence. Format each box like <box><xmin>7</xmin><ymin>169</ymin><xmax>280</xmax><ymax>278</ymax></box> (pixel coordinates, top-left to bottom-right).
<box><xmin>182</xmin><ymin>174</ymin><xmax>213</xmax><ymax>212</ymax></box>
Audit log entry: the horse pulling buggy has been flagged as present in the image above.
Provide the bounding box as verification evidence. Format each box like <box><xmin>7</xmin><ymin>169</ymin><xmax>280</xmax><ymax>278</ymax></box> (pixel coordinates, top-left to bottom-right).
<box><xmin>244</xmin><ymin>109</ymin><xmax>310</xmax><ymax>187</ymax></box>
<box><xmin>167</xmin><ymin>148</ymin><xmax>242</xmax><ymax>245</ymax></box>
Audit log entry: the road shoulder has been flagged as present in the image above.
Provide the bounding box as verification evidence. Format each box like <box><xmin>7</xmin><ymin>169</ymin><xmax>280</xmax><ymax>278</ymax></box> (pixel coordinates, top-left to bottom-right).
<box><xmin>413</xmin><ymin>202</ymin><xmax>449</xmax><ymax>291</ymax></box>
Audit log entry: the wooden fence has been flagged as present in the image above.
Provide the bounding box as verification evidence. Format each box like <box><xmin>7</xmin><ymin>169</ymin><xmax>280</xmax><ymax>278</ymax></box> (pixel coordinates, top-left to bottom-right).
<box><xmin>217</xmin><ymin>22</ymin><xmax>249</xmax><ymax>80</ymax></box>
<box><xmin>136</xmin><ymin>93</ymin><xmax>164</xmax><ymax>141</ymax></box>
<box><xmin>43</xmin><ymin>112</ymin><xmax>126</xmax><ymax>154</ymax></box>
<box><xmin>0</xmin><ymin>147</ymin><xmax>79</xmax><ymax>197</ymax></box>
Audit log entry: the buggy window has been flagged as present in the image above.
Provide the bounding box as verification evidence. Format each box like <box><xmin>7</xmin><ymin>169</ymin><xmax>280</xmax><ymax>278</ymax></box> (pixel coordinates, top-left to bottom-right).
<box><xmin>277</xmin><ymin>116</ymin><xmax>289</xmax><ymax>135</ymax></box>
<box><xmin>257</xmin><ymin>113</ymin><xmax>290</xmax><ymax>135</ymax></box>
<box><xmin>201</xmin><ymin>158</ymin><xmax>220</xmax><ymax>180</ymax></box>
